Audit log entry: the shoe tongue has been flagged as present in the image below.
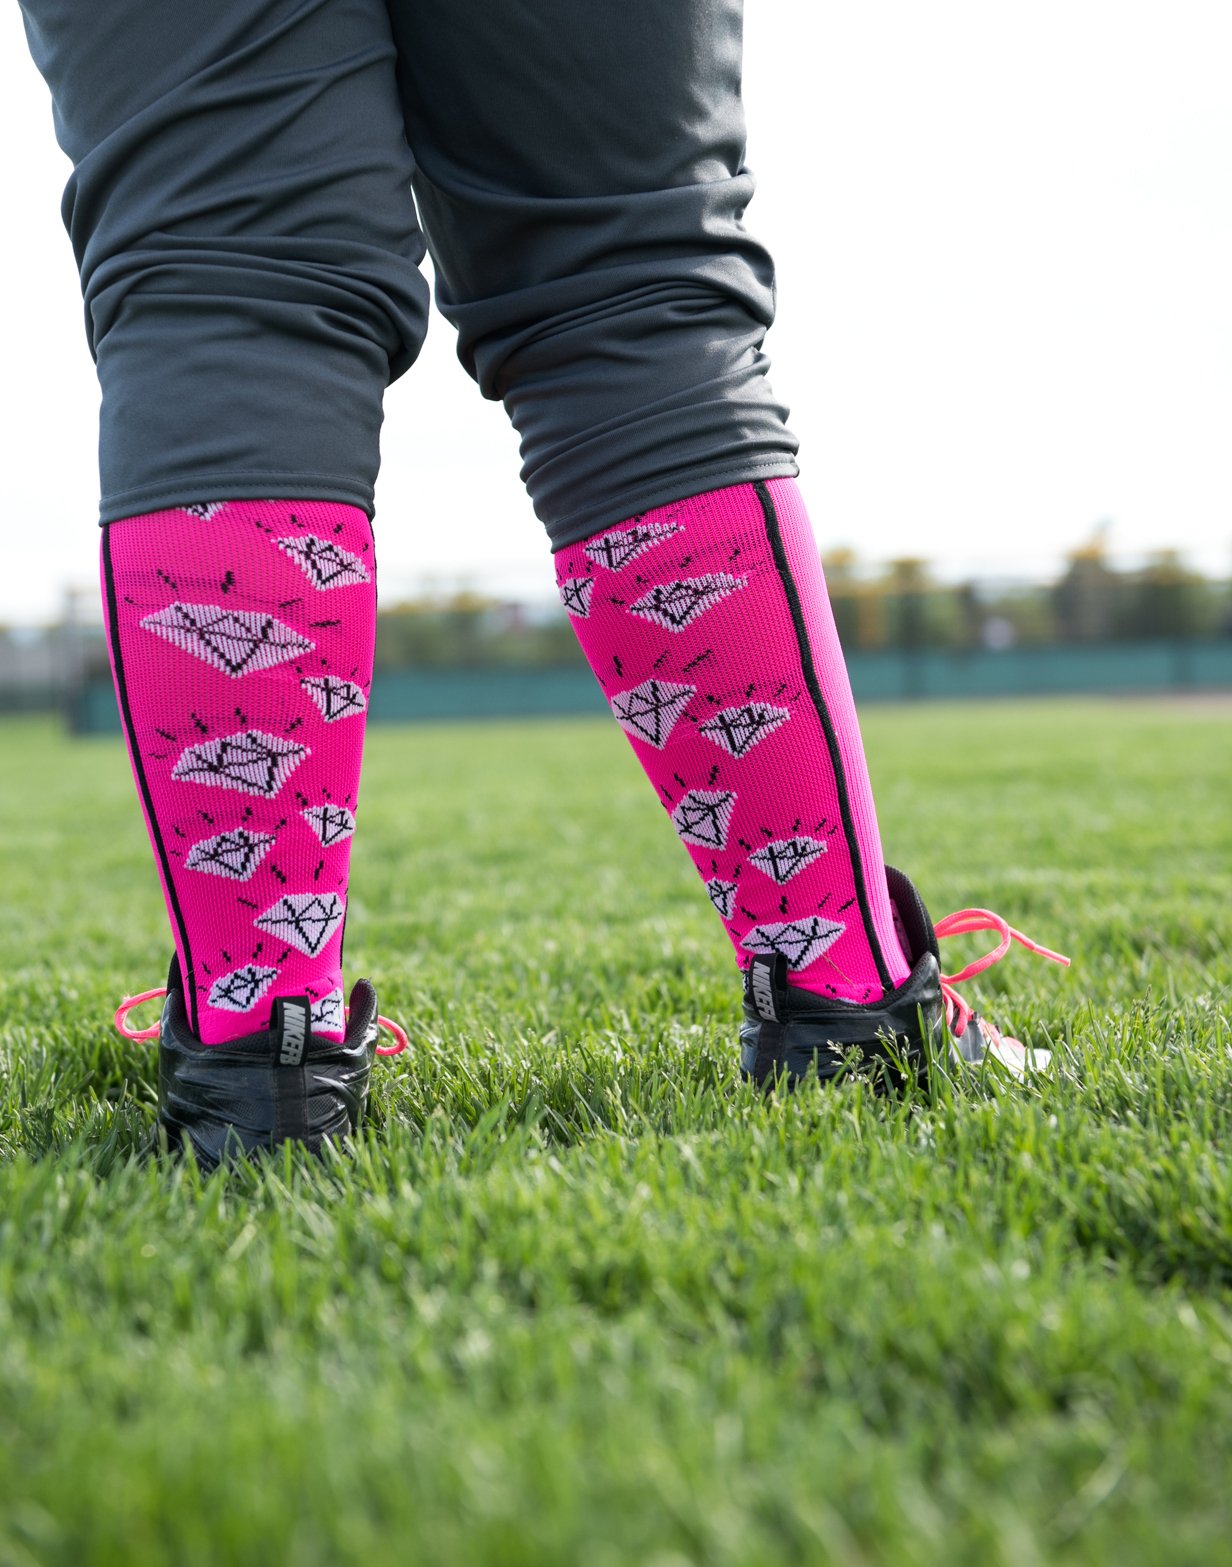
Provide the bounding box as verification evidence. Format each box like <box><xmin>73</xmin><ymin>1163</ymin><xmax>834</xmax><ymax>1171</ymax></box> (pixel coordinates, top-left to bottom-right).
<box><xmin>269</xmin><ymin>996</ymin><xmax>312</xmax><ymax>1066</ymax></box>
<box><xmin>883</xmin><ymin>866</ymin><xmax>940</xmax><ymax>963</ymax></box>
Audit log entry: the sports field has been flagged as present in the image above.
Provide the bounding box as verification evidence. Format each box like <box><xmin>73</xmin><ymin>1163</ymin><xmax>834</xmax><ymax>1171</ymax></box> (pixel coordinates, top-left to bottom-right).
<box><xmin>0</xmin><ymin>701</ymin><xmax>1229</xmax><ymax>1566</ymax></box>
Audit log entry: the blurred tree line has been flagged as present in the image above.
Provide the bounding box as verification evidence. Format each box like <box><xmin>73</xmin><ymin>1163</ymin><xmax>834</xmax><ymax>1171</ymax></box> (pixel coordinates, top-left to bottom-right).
<box><xmin>375</xmin><ymin>540</ymin><xmax>1230</xmax><ymax>668</ymax></box>
<box><xmin>826</xmin><ymin>540</ymin><xmax>1229</xmax><ymax>653</ymax></box>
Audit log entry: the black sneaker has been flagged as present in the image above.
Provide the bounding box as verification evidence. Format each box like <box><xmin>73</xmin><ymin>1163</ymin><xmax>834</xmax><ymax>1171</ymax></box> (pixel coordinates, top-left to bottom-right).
<box><xmin>741</xmin><ymin>866</ymin><xmax>1069</xmax><ymax>1090</ymax></box>
<box><xmin>116</xmin><ymin>957</ymin><xmax>403</xmax><ymax>1171</ymax></box>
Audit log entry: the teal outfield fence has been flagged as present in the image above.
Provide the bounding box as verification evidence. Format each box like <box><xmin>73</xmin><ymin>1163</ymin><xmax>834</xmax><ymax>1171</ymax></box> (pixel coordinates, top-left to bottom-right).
<box><xmin>368</xmin><ymin>667</ymin><xmax>605</xmax><ymax>722</ymax></box>
<box><xmin>59</xmin><ymin>639</ymin><xmax>1232</xmax><ymax>734</ymax></box>
<box><xmin>846</xmin><ymin>638</ymin><xmax>1232</xmax><ymax>701</ymax></box>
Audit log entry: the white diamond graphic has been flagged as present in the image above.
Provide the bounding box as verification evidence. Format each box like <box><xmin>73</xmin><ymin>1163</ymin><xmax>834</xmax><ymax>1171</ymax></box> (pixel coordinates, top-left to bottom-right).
<box><xmin>671</xmin><ymin>789</ymin><xmax>736</xmax><ymax>850</ymax></box>
<box><xmin>301</xmin><ymin>676</ymin><xmax>367</xmax><ymax>722</ymax></box>
<box><xmin>207</xmin><ymin>964</ymin><xmax>279</xmax><ymax>1013</ymax></box>
<box><xmin>254</xmin><ymin>892</ymin><xmax>346</xmax><ymax>956</ymax></box>
<box><xmin>172</xmin><ymin>730</ymin><xmax>308</xmax><ymax>798</ymax></box>
<box><xmin>748</xmin><ymin>836</ymin><xmax>829</xmax><ymax>885</ymax></box>
<box><xmin>584</xmin><ymin>519</ymin><xmax>681</xmax><ymax>571</ymax></box>
<box><xmin>140</xmin><ymin>603</ymin><xmax>314</xmax><ymax>677</ymax></box>
<box><xmin>184</xmin><ymin>827</ymin><xmax>277</xmax><ymax>881</ymax></box>
<box><xmin>181</xmin><ymin>502</ymin><xmax>226</xmax><ymax>520</ymax></box>
<box><xmin>706</xmin><ymin>878</ymin><xmax>738</xmax><ymax>919</ymax></box>
<box><xmin>741</xmin><ymin>917</ymin><xmax>846</xmax><ymax>969</ymax></box>
<box><xmin>609</xmin><ymin>679</ymin><xmax>695</xmax><ymax>749</ymax></box>
<box><xmin>311</xmin><ymin>989</ymin><xmax>345</xmax><ymax>1033</ymax></box>
<box><xmin>558</xmin><ymin>576</ymin><xmax>595</xmax><ymax>618</ymax></box>
<box><xmin>301</xmin><ymin>804</ymin><xmax>356</xmax><ymax>847</ymax></box>
<box><xmin>627</xmin><ymin>573</ymin><xmax>746</xmax><ymax>632</ymax></box>
<box><xmin>275</xmin><ymin>535</ymin><xmax>371</xmax><ymax>589</ymax></box>
<box><xmin>698</xmin><ymin>702</ymin><xmax>791</xmax><ymax>758</ymax></box>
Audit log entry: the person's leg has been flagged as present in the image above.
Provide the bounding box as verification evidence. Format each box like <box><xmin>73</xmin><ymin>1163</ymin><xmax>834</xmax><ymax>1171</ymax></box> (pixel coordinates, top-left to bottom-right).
<box><xmin>101</xmin><ymin>498</ymin><xmax>376</xmax><ymax>1044</ymax></box>
<box><xmin>384</xmin><ymin>0</ymin><xmax>798</xmax><ymax>540</ymax></box>
<box><xmin>553</xmin><ymin>478</ymin><xmax>910</xmax><ymax>1006</ymax></box>
<box><xmin>388</xmin><ymin>0</ymin><xmax>930</xmax><ymax>1073</ymax></box>
<box><xmin>21</xmin><ymin>0</ymin><xmax>423</xmax><ymax>1154</ymax></box>
<box><xmin>20</xmin><ymin>0</ymin><xmax>427</xmax><ymax>521</ymax></box>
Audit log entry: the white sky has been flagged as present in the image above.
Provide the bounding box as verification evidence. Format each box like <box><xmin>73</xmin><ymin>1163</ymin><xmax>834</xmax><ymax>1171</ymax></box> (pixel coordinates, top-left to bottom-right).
<box><xmin>4</xmin><ymin>1</ymin><xmax>1232</xmax><ymax>625</ymax></box>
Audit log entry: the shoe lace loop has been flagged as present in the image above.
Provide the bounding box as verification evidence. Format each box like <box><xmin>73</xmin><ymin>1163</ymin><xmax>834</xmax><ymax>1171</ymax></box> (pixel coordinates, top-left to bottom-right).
<box><xmin>113</xmin><ymin>989</ymin><xmax>410</xmax><ymax>1055</ymax></box>
<box><xmin>934</xmin><ymin>908</ymin><xmax>1070</xmax><ymax>1036</ymax></box>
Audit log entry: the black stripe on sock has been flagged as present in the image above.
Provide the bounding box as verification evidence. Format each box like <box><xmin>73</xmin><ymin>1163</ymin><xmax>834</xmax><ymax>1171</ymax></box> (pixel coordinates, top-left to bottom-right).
<box><xmin>753</xmin><ymin>480</ymin><xmax>893</xmax><ymax>992</ymax></box>
<box><xmin>102</xmin><ymin>525</ymin><xmax>200</xmax><ymax>1034</ymax></box>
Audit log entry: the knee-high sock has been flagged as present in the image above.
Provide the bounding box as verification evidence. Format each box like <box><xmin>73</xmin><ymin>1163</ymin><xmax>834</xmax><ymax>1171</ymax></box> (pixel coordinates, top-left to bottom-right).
<box><xmin>556</xmin><ymin>477</ymin><xmax>910</xmax><ymax>1004</ymax></box>
<box><xmin>101</xmin><ymin>500</ymin><xmax>376</xmax><ymax>1043</ymax></box>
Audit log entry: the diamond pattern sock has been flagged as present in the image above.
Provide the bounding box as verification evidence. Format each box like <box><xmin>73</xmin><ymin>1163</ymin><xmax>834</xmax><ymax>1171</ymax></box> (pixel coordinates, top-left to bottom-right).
<box><xmin>101</xmin><ymin>500</ymin><xmax>376</xmax><ymax>1043</ymax></box>
<box><xmin>556</xmin><ymin>477</ymin><xmax>911</xmax><ymax>1004</ymax></box>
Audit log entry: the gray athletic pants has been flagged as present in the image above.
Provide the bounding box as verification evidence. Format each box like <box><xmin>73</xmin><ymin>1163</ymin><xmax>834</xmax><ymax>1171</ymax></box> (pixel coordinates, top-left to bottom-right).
<box><xmin>20</xmin><ymin>0</ymin><xmax>799</xmax><ymax>546</ymax></box>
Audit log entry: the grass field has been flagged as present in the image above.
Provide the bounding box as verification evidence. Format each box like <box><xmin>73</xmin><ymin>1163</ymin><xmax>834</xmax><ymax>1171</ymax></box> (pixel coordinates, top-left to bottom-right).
<box><xmin>0</xmin><ymin>700</ymin><xmax>1230</xmax><ymax>1566</ymax></box>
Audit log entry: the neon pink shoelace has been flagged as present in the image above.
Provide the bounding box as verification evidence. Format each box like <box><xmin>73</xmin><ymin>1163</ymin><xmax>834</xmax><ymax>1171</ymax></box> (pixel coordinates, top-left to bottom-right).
<box><xmin>113</xmin><ymin>988</ymin><xmax>409</xmax><ymax>1056</ymax></box>
<box><xmin>935</xmin><ymin>908</ymin><xmax>1070</xmax><ymax>1042</ymax></box>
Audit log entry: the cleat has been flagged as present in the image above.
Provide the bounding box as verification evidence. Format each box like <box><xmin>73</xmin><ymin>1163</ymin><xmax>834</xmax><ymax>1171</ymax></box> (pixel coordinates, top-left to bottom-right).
<box><xmin>115</xmin><ymin>956</ymin><xmax>407</xmax><ymax>1172</ymax></box>
<box><xmin>933</xmin><ymin>907</ymin><xmax>1066</xmax><ymax>1079</ymax></box>
<box><xmin>947</xmin><ymin>1011</ymin><xmax>1052</xmax><ymax>1078</ymax></box>
<box><xmin>741</xmin><ymin>866</ymin><xmax>1068</xmax><ymax>1090</ymax></box>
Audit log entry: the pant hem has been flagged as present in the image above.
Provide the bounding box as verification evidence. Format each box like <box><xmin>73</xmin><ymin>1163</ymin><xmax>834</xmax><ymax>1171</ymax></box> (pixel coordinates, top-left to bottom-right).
<box><xmin>98</xmin><ymin>474</ymin><xmax>376</xmax><ymax>525</ymax></box>
<box><xmin>545</xmin><ymin>455</ymin><xmax>800</xmax><ymax>550</ymax></box>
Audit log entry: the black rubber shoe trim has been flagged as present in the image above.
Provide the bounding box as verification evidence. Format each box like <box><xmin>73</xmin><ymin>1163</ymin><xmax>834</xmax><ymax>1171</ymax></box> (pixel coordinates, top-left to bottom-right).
<box><xmin>103</xmin><ymin>527</ymin><xmax>199</xmax><ymax>1033</ymax></box>
<box><xmin>752</xmin><ymin>480</ymin><xmax>892</xmax><ymax>992</ymax></box>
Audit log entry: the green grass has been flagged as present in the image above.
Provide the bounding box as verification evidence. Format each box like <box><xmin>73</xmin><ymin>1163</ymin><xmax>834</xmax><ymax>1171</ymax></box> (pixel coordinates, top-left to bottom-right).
<box><xmin>0</xmin><ymin>700</ymin><xmax>1230</xmax><ymax>1566</ymax></box>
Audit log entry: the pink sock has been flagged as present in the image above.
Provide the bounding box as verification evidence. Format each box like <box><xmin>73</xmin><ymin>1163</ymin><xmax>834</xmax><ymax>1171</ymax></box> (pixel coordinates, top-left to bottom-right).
<box><xmin>557</xmin><ymin>477</ymin><xmax>911</xmax><ymax>1004</ymax></box>
<box><xmin>101</xmin><ymin>499</ymin><xmax>376</xmax><ymax>1043</ymax></box>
